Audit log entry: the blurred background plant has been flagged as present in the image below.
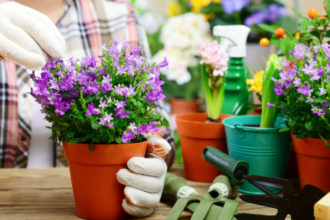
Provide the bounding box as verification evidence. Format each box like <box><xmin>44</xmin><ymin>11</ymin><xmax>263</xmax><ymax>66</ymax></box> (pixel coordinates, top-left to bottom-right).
<box><xmin>166</xmin><ymin>0</ymin><xmax>296</xmax><ymax>42</ymax></box>
<box><xmin>153</xmin><ymin>13</ymin><xmax>212</xmax><ymax>101</ymax></box>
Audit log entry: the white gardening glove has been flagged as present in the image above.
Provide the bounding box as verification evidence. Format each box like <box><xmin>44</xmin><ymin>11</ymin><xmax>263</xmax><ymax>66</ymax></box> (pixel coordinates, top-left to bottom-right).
<box><xmin>0</xmin><ymin>2</ymin><xmax>65</xmax><ymax>69</ymax></box>
<box><xmin>116</xmin><ymin>137</ymin><xmax>172</xmax><ymax>217</ymax></box>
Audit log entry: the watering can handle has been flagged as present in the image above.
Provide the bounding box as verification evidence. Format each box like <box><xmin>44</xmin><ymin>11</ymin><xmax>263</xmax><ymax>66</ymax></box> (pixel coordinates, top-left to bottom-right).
<box><xmin>203</xmin><ymin>147</ymin><xmax>249</xmax><ymax>186</ymax></box>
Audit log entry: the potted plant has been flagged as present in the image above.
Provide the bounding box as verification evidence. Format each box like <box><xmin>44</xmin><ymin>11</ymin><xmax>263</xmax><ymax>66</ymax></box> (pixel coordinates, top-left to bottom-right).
<box><xmin>153</xmin><ymin>13</ymin><xmax>212</xmax><ymax>114</ymax></box>
<box><xmin>260</xmin><ymin>1</ymin><xmax>330</xmax><ymax>192</ymax></box>
<box><xmin>175</xmin><ymin>41</ymin><xmax>231</xmax><ymax>182</ymax></box>
<box><xmin>273</xmin><ymin>43</ymin><xmax>330</xmax><ymax>192</ymax></box>
<box><xmin>30</xmin><ymin>41</ymin><xmax>168</xmax><ymax>219</ymax></box>
<box><xmin>223</xmin><ymin>54</ymin><xmax>291</xmax><ymax>195</ymax></box>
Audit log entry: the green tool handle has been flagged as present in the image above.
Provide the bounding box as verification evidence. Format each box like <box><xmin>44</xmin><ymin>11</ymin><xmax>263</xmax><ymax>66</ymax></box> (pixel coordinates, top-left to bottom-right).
<box><xmin>203</xmin><ymin>146</ymin><xmax>249</xmax><ymax>186</ymax></box>
<box><xmin>161</xmin><ymin>173</ymin><xmax>197</xmax><ymax>205</ymax></box>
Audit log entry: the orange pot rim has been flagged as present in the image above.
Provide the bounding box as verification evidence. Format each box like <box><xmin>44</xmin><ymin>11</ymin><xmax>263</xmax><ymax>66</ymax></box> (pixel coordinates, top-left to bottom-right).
<box><xmin>63</xmin><ymin>141</ymin><xmax>148</xmax><ymax>165</ymax></box>
<box><xmin>175</xmin><ymin>112</ymin><xmax>231</xmax><ymax>125</ymax></box>
<box><xmin>291</xmin><ymin>134</ymin><xmax>330</xmax><ymax>158</ymax></box>
<box><xmin>175</xmin><ymin>113</ymin><xmax>232</xmax><ymax>140</ymax></box>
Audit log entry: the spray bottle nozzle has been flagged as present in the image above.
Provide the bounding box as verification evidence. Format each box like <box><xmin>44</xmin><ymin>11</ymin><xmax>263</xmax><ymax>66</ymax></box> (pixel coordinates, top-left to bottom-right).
<box><xmin>213</xmin><ymin>25</ymin><xmax>251</xmax><ymax>58</ymax></box>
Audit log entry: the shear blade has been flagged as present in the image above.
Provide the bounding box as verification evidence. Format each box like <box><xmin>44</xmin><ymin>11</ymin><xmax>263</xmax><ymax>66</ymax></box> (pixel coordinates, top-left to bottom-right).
<box><xmin>240</xmin><ymin>194</ymin><xmax>281</xmax><ymax>209</ymax></box>
<box><xmin>235</xmin><ymin>213</ymin><xmax>277</xmax><ymax>220</ymax></box>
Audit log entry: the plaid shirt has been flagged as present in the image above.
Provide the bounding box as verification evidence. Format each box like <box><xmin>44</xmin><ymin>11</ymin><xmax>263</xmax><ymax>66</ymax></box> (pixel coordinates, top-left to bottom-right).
<box><xmin>0</xmin><ymin>0</ymin><xmax>175</xmax><ymax>168</ymax></box>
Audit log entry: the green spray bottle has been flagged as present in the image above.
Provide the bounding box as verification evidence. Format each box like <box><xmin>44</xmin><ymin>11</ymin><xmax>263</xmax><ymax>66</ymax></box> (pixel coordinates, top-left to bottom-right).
<box><xmin>213</xmin><ymin>25</ymin><xmax>252</xmax><ymax>115</ymax></box>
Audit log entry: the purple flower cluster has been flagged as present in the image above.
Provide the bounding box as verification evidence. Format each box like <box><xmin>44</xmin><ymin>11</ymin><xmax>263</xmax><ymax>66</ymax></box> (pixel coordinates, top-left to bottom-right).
<box><xmin>122</xmin><ymin>121</ymin><xmax>159</xmax><ymax>143</ymax></box>
<box><xmin>274</xmin><ymin>43</ymin><xmax>329</xmax><ymax>118</ymax></box>
<box><xmin>244</xmin><ymin>4</ymin><xmax>288</xmax><ymax>26</ymax></box>
<box><xmin>222</xmin><ymin>0</ymin><xmax>250</xmax><ymax>15</ymax></box>
<box><xmin>30</xmin><ymin>40</ymin><xmax>168</xmax><ymax>144</ymax></box>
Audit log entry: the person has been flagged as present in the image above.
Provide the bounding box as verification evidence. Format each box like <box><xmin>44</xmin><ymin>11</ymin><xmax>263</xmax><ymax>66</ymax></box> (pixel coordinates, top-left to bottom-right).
<box><xmin>0</xmin><ymin>0</ymin><xmax>176</xmax><ymax>217</ymax></box>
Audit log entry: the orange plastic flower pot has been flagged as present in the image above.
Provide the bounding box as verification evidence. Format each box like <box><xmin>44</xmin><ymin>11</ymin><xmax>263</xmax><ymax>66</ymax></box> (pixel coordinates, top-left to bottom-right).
<box><xmin>170</xmin><ymin>98</ymin><xmax>200</xmax><ymax>115</ymax></box>
<box><xmin>175</xmin><ymin>113</ymin><xmax>232</xmax><ymax>182</ymax></box>
<box><xmin>291</xmin><ymin>135</ymin><xmax>330</xmax><ymax>192</ymax></box>
<box><xmin>63</xmin><ymin>141</ymin><xmax>148</xmax><ymax>220</ymax></box>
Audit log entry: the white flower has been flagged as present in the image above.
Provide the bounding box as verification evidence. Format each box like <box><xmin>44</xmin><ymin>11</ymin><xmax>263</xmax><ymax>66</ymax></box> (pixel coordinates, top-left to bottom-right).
<box><xmin>160</xmin><ymin>13</ymin><xmax>211</xmax><ymax>50</ymax></box>
<box><xmin>153</xmin><ymin>48</ymin><xmax>192</xmax><ymax>85</ymax></box>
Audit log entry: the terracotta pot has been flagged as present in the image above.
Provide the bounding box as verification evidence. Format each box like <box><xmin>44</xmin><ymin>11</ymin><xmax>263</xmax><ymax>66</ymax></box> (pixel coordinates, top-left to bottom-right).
<box><xmin>291</xmin><ymin>134</ymin><xmax>330</xmax><ymax>192</ymax></box>
<box><xmin>170</xmin><ymin>98</ymin><xmax>200</xmax><ymax>114</ymax></box>
<box><xmin>64</xmin><ymin>141</ymin><xmax>148</xmax><ymax>220</ymax></box>
<box><xmin>175</xmin><ymin>113</ymin><xmax>231</xmax><ymax>182</ymax></box>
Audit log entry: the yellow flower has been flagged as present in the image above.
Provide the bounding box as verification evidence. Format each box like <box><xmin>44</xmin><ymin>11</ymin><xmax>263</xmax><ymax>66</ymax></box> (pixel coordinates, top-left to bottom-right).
<box><xmin>168</xmin><ymin>1</ymin><xmax>182</xmax><ymax>17</ymax></box>
<box><xmin>246</xmin><ymin>71</ymin><xmax>263</xmax><ymax>94</ymax></box>
<box><xmin>190</xmin><ymin>0</ymin><xmax>221</xmax><ymax>20</ymax></box>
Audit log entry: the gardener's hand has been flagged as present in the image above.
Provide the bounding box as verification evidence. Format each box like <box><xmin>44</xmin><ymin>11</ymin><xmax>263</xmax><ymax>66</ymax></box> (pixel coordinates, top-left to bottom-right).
<box><xmin>116</xmin><ymin>137</ymin><xmax>171</xmax><ymax>217</ymax></box>
<box><xmin>0</xmin><ymin>2</ymin><xmax>65</xmax><ymax>69</ymax></box>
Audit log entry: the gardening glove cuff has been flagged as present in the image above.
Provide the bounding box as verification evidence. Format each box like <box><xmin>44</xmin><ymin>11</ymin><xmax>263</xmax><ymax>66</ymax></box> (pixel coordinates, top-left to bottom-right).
<box><xmin>0</xmin><ymin>2</ymin><xmax>65</xmax><ymax>70</ymax></box>
<box><xmin>116</xmin><ymin>137</ymin><xmax>171</xmax><ymax>217</ymax></box>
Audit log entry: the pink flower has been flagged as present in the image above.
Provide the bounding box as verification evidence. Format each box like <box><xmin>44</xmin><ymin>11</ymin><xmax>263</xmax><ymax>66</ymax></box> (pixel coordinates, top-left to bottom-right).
<box><xmin>200</xmin><ymin>41</ymin><xmax>229</xmax><ymax>77</ymax></box>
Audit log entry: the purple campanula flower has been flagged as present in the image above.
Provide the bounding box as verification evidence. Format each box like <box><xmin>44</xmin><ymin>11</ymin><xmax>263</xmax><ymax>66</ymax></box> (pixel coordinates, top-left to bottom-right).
<box><xmin>322</xmin><ymin>43</ymin><xmax>330</xmax><ymax>58</ymax></box>
<box><xmin>303</xmin><ymin>63</ymin><xmax>317</xmax><ymax>76</ymax></box>
<box><xmin>320</xmin><ymin>88</ymin><xmax>327</xmax><ymax>95</ymax></box>
<box><xmin>293</xmin><ymin>44</ymin><xmax>306</xmax><ymax>59</ymax></box>
<box><xmin>274</xmin><ymin>84</ymin><xmax>284</xmax><ymax>96</ymax></box>
<box><xmin>148</xmin><ymin>122</ymin><xmax>159</xmax><ymax>134</ymax></box>
<box><xmin>122</xmin><ymin>130</ymin><xmax>136</xmax><ymax>144</ymax></box>
<box><xmin>128</xmin><ymin>123</ymin><xmax>137</xmax><ymax>133</ymax></box>
<box><xmin>326</xmin><ymin>64</ymin><xmax>330</xmax><ymax>73</ymax></box>
<box><xmin>99</xmin><ymin>100</ymin><xmax>107</xmax><ymax>109</ymax></box>
<box><xmin>311</xmin><ymin>105</ymin><xmax>326</xmax><ymax>116</ymax></box>
<box><xmin>114</xmin><ymin>85</ymin><xmax>123</xmax><ymax>95</ymax></box>
<box><xmin>99</xmin><ymin>113</ymin><xmax>114</xmax><ymax>127</ymax></box>
<box><xmin>222</xmin><ymin>0</ymin><xmax>250</xmax><ymax>14</ymax></box>
<box><xmin>131</xmin><ymin>46</ymin><xmax>141</xmax><ymax>56</ymax></box>
<box><xmin>136</xmin><ymin>124</ymin><xmax>148</xmax><ymax>135</ymax></box>
<box><xmin>86</xmin><ymin>103</ymin><xmax>101</xmax><ymax>116</ymax></box>
<box><xmin>267</xmin><ymin>103</ymin><xmax>275</xmax><ymax>107</ymax></box>
<box><xmin>122</xmin><ymin>86</ymin><xmax>136</xmax><ymax>98</ymax></box>
<box><xmin>297</xmin><ymin>85</ymin><xmax>313</xmax><ymax>97</ymax></box>
<box><xmin>265</xmin><ymin>4</ymin><xmax>287</xmax><ymax>22</ymax></box>
<box><xmin>117</xmin><ymin>65</ymin><xmax>126</xmax><ymax>75</ymax></box>
<box><xmin>135</xmin><ymin>57</ymin><xmax>144</xmax><ymax>69</ymax></box>
<box><xmin>84</xmin><ymin>81</ymin><xmax>100</xmax><ymax>95</ymax></box>
<box><xmin>293</xmin><ymin>78</ymin><xmax>301</xmax><ymax>87</ymax></box>
<box><xmin>116</xmin><ymin>100</ymin><xmax>126</xmax><ymax>108</ymax></box>
<box><xmin>81</xmin><ymin>56</ymin><xmax>97</xmax><ymax>68</ymax></box>
<box><xmin>114</xmin><ymin>108</ymin><xmax>129</xmax><ymax>119</ymax></box>
<box><xmin>311</xmin><ymin>73</ymin><xmax>321</xmax><ymax>81</ymax></box>
<box><xmin>107</xmin><ymin>97</ymin><xmax>113</xmax><ymax>103</ymax></box>
<box><xmin>101</xmin><ymin>82</ymin><xmax>112</xmax><ymax>93</ymax></box>
<box><xmin>317</xmin><ymin>66</ymin><xmax>324</xmax><ymax>77</ymax></box>
<box><xmin>158</xmin><ymin>57</ymin><xmax>168</xmax><ymax>68</ymax></box>
<box><xmin>244</xmin><ymin>11</ymin><xmax>266</xmax><ymax>26</ymax></box>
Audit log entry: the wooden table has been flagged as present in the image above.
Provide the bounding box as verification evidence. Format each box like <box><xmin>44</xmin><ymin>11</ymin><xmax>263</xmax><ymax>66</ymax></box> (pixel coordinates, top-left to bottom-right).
<box><xmin>0</xmin><ymin>165</ymin><xmax>288</xmax><ymax>220</ymax></box>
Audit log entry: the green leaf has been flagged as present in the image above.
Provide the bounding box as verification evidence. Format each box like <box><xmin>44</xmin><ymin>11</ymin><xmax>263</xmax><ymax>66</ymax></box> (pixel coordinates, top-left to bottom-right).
<box><xmin>279</xmin><ymin>127</ymin><xmax>290</xmax><ymax>133</ymax></box>
<box><xmin>326</xmin><ymin>0</ymin><xmax>330</xmax><ymax>19</ymax></box>
<box><xmin>304</xmin><ymin>121</ymin><xmax>312</xmax><ymax>130</ymax></box>
<box><xmin>91</xmin><ymin>120</ymin><xmax>99</xmax><ymax>130</ymax></box>
<box><xmin>88</xmin><ymin>145</ymin><xmax>95</xmax><ymax>152</ymax></box>
<box><xmin>258</xmin><ymin>24</ymin><xmax>277</xmax><ymax>33</ymax></box>
<box><xmin>292</xmin><ymin>8</ymin><xmax>305</xmax><ymax>20</ymax></box>
<box><xmin>200</xmin><ymin>3</ymin><xmax>223</xmax><ymax>14</ymax></box>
